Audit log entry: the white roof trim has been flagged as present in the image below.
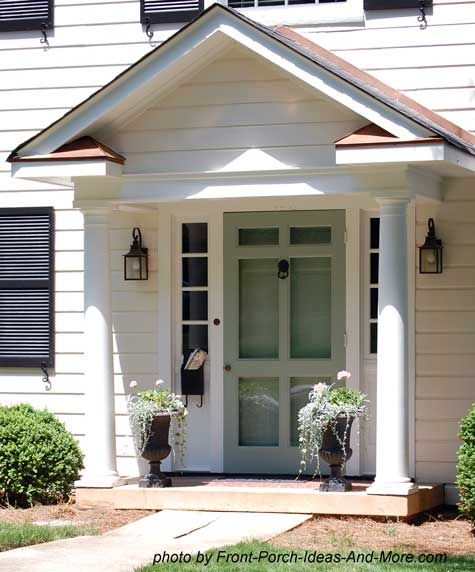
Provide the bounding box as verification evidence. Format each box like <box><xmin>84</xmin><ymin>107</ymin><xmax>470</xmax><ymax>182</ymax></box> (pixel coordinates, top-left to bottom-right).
<box><xmin>15</xmin><ymin>6</ymin><xmax>434</xmax><ymax>160</ymax></box>
<box><xmin>336</xmin><ymin>142</ymin><xmax>475</xmax><ymax>173</ymax></box>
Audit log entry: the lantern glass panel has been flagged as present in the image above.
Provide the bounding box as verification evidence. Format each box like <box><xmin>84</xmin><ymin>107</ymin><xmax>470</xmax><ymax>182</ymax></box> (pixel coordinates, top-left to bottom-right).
<box><xmin>420</xmin><ymin>247</ymin><xmax>441</xmax><ymax>274</ymax></box>
<box><xmin>125</xmin><ymin>254</ymin><xmax>147</xmax><ymax>280</ymax></box>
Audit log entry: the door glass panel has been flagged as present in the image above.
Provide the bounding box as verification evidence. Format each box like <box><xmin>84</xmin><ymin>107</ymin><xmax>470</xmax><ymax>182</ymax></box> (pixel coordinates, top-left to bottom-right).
<box><xmin>290</xmin><ymin>257</ymin><xmax>331</xmax><ymax>359</ymax></box>
<box><xmin>239</xmin><ymin>227</ymin><xmax>279</xmax><ymax>246</ymax></box>
<box><xmin>182</xmin><ymin>257</ymin><xmax>208</xmax><ymax>287</ymax></box>
<box><xmin>182</xmin><ymin>223</ymin><xmax>207</xmax><ymax>253</ymax></box>
<box><xmin>290</xmin><ymin>377</ymin><xmax>332</xmax><ymax>446</ymax></box>
<box><xmin>183</xmin><ymin>324</ymin><xmax>208</xmax><ymax>352</ymax></box>
<box><xmin>239</xmin><ymin>378</ymin><xmax>279</xmax><ymax>446</ymax></box>
<box><xmin>182</xmin><ymin>291</ymin><xmax>208</xmax><ymax>321</ymax></box>
<box><xmin>290</xmin><ymin>227</ymin><xmax>331</xmax><ymax>245</ymax></box>
<box><xmin>239</xmin><ymin>259</ymin><xmax>279</xmax><ymax>358</ymax></box>
<box><xmin>370</xmin><ymin>253</ymin><xmax>379</xmax><ymax>285</ymax></box>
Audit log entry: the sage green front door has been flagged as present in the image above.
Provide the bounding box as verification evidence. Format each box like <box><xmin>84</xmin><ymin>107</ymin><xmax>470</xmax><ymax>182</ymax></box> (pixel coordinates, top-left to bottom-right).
<box><xmin>223</xmin><ymin>211</ymin><xmax>346</xmax><ymax>474</ymax></box>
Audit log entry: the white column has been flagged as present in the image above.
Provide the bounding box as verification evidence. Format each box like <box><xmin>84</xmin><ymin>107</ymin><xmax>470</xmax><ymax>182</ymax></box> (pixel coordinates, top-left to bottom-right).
<box><xmin>367</xmin><ymin>198</ymin><xmax>417</xmax><ymax>496</ymax></box>
<box><xmin>78</xmin><ymin>209</ymin><xmax>121</xmax><ymax>488</ymax></box>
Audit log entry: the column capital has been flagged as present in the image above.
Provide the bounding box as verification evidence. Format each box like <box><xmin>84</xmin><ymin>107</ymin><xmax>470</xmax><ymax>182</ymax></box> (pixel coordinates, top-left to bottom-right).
<box><xmin>374</xmin><ymin>195</ymin><xmax>411</xmax><ymax>207</ymax></box>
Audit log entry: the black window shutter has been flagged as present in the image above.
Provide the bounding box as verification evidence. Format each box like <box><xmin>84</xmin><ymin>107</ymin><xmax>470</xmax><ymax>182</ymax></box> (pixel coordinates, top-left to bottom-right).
<box><xmin>364</xmin><ymin>0</ymin><xmax>432</xmax><ymax>9</ymax></box>
<box><xmin>0</xmin><ymin>207</ymin><xmax>55</xmax><ymax>368</ymax></box>
<box><xmin>141</xmin><ymin>0</ymin><xmax>204</xmax><ymax>25</ymax></box>
<box><xmin>0</xmin><ymin>0</ymin><xmax>54</xmax><ymax>33</ymax></box>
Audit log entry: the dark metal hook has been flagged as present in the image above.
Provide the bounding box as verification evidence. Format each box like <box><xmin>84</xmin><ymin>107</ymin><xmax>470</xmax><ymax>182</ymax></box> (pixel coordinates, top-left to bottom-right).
<box><xmin>145</xmin><ymin>18</ymin><xmax>154</xmax><ymax>41</ymax></box>
<box><xmin>417</xmin><ymin>1</ymin><xmax>428</xmax><ymax>29</ymax></box>
<box><xmin>40</xmin><ymin>362</ymin><xmax>51</xmax><ymax>391</ymax></box>
<box><xmin>40</xmin><ymin>22</ymin><xmax>49</xmax><ymax>47</ymax></box>
<box><xmin>196</xmin><ymin>395</ymin><xmax>203</xmax><ymax>408</ymax></box>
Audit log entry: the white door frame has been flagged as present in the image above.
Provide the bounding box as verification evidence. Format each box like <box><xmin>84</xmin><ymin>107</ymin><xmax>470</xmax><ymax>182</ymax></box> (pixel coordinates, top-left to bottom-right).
<box><xmin>157</xmin><ymin>195</ymin><xmax>373</xmax><ymax>474</ymax></box>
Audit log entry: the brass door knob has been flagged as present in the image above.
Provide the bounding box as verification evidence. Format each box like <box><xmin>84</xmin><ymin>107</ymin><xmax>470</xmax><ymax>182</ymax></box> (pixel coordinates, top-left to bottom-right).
<box><xmin>224</xmin><ymin>365</ymin><xmax>232</xmax><ymax>372</ymax></box>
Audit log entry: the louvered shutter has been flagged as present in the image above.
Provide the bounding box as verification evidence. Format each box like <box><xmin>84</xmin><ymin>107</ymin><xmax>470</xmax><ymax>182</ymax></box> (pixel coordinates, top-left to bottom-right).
<box><xmin>364</xmin><ymin>0</ymin><xmax>432</xmax><ymax>9</ymax></box>
<box><xmin>0</xmin><ymin>0</ymin><xmax>53</xmax><ymax>32</ymax></box>
<box><xmin>0</xmin><ymin>208</ymin><xmax>54</xmax><ymax>368</ymax></box>
<box><xmin>141</xmin><ymin>0</ymin><xmax>204</xmax><ymax>25</ymax></box>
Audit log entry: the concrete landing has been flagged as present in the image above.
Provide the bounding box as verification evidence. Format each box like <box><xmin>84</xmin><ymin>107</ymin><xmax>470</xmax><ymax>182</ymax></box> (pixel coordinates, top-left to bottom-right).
<box><xmin>76</xmin><ymin>479</ymin><xmax>444</xmax><ymax>519</ymax></box>
<box><xmin>0</xmin><ymin>510</ymin><xmax>311</xmax><ymax>572</ymax></box>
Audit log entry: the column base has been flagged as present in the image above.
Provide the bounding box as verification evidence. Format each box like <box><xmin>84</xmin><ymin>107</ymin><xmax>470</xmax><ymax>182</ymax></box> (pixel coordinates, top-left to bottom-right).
<box><xmin>75</xmin><ymin>474</ymin><xmax>125</xmax><ymax>489</ymax></box>
<box><xmin>366</xmin><ymin>481</ymin><xmax>418</xmax><ymax>496</ymax></box>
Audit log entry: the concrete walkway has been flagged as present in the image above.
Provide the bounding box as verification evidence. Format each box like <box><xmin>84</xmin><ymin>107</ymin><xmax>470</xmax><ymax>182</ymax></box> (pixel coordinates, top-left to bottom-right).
<box><xmin>0</xmin><ymin>510</ymin><xmax>311</xmax><ymax>572</ymax></box>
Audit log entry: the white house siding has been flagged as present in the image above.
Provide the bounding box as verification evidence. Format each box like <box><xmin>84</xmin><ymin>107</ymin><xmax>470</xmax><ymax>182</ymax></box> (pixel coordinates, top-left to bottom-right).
<box><xmin>0</xmin><ymin>0</ymin><xmax>474</xmax><ymax>481</ymax></box>
<box><xmin>415</xmin><ymin>180</ymin><xmax>475</xmax><ymax>483</ymax></box>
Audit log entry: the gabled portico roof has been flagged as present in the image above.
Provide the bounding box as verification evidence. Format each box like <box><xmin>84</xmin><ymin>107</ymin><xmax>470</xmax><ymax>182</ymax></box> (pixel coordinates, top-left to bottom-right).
<box><xmin>8</xmin><ymin>4</ymin><xmax>475</xmax><ymax>166</ymax></box>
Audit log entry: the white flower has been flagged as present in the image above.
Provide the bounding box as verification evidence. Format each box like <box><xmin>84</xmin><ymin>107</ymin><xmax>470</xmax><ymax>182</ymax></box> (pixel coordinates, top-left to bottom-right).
<box><xmin>129</xmin><ymin>380</ymin><xmax>138</xmax><ymax>388</ymax></box>
<box><xmin>337</xmin><ymin>370</ymin><xmax>352</xmax><ymax>381</ymax></box>
<box><xmin>155</xmin><ymin>379</ymin><xmax>165</xmax><ymax>386</ymax></box>
<box><xmin>313</xmin><ymin>383</ymin><xmax>328</xmax><ymax>395</ymax></box>
<box><xmin>175</xmin><ymin>395</ymin><xmax>181</xmax><ymax>399</ymax></box>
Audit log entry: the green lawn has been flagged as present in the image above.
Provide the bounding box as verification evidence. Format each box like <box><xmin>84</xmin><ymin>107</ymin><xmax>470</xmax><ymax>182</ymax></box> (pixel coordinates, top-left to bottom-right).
<box><xmin>135</xmin><ymin>541</ymin><xmax>475</xmax><ymax>572</ymax></box>
<box><xmin>0</xmin><ymin>521</ymin><xmax>96</xmax><ymax>552</ymax></box>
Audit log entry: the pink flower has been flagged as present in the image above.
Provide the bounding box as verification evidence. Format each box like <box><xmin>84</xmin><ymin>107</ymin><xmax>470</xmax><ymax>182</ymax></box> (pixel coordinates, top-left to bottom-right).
<box><xmin>129</xmin><ymin>380</ymin><xmax>138</xmax><ymax>388</ymax></box>
<box><xmin>337</xmin><ymin>370</ymin><xmax>351</xmax><ymax>381</ymax></box>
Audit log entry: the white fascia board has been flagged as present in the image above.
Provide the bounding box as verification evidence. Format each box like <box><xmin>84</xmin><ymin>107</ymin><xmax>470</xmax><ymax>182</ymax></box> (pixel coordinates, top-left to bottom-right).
<box><xmin>18</xmin><ymin>18</ymin><xmax>229</xmax><ymax>156</ymax></box>
<box><xmin>11</xmin><ymin>160</ymin><xmax>122</xmax><ymax>184</ymax></box>
<box><xmin>336</xmin><ymin>143</ymin><xmax>446</xmax><ymax>166</ymax></box>
<box><xmin>217</xmin><ymin>19</ymin><xmax>432</xmax><ymax>139</ymax></box>
<box><xmin>336</xmin><ymin>142</ymin><xmax>475</xmax><ymax>173</ymax></box>
<box><xmin>17</xmin><ymin>8</ymin><xmax>431</xmax><ymax>159</ymax></box>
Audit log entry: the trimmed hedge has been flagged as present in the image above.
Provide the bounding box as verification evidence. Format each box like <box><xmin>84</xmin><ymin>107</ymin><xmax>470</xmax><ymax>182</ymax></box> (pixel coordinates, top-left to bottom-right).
<box><xmin>0</xmin><ymin>404</ymin><xmax>84</xmax><ymax>507</ymax></box>
<box><xmin>456</xmin><ymin>403</ymin><xmax>475</xmax><ymax>530</ymax></box>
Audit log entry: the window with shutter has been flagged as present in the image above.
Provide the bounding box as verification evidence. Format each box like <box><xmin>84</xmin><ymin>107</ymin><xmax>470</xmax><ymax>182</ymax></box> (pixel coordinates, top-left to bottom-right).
<box><xmin>364</xmin><ymin>0</ymin><xmax>432</xmax><ymax>9</ymax></box>
<box><xmin>0</xmin><ymin>0</ymin><xmax>53</xmax><ymax>33</ymax></box>
<box><xmin>141</xmin><ymin>0</ymin><xmax>204</xmax><ymax>25</ymax></box>
<box><xmin>0</xmin><ymin>208</ymin><xmax>54</xmax><ymax>368</ymax></box>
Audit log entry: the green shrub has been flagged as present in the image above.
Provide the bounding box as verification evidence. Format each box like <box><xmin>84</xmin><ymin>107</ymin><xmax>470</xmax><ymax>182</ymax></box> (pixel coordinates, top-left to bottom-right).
<box><xmin>456</xmin><ymin>402</ymin><xmax>475</xmax><ymax>530</ymax></box>
<box><xmin>0</xmin><ymin>404</ymin><xmax>84</xmax><ymax>507</ymax></box>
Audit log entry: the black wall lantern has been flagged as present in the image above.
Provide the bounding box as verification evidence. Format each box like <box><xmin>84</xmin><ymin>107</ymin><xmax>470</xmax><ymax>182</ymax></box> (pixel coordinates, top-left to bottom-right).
<box><xmin>124</xmin><ymin>227</ymin><xmax>148</xmax><ymax>280</ymax></box>
<box><xmin>419</xmin><ymin>218</ymin><xmax>443</xmax><ymax>274</ymax></box>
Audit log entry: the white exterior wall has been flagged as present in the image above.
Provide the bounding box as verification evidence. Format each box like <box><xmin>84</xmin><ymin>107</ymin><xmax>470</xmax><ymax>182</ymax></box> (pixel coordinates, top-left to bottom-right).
<box><xmin>415</xmin><ymin>179</ymin><xmax>475</xmax><ymax>483</ymax></box>
<box><xmin>0</xmin><ymin>0</ymin><xmax>474</xmax><ymax>481</ymax></box>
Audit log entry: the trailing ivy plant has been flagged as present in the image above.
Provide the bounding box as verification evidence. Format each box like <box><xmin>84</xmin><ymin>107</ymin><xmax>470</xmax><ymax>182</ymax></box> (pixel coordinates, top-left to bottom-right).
<box><xmin>297</xmin><ymin>371</ymin><xmax>367</xmax><ymax>477</ymax></box>
<box><xmin>127</xmin><ymin>380</ymin><xmax>188</xmax><ymax>464</ymax></box>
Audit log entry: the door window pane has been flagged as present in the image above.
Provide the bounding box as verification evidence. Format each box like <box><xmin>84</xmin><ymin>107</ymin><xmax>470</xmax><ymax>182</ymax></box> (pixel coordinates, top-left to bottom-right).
<box><xmin>370</xmin><ymin>253</ymin><xmax>379</xmax><ymax>285</ymax></box>
<box><xmin>370</xmin><ymin>217</ymin><xmax>380</xmax><ymax>249</ymax></box>
<box><xmin>290</xmin><ymin>257</ymin><xmax>331</xmax><ymax>359</ymax></box>
<box><xmin>182</xmin><ymin>257</ymin><xmax>208</xmax><ymax>287</ymax></box>
<box><xmin>183</xmin><ymin>325</ymin><xmax>208</xmax><ymax>352</ymax></box>
<box><xmin>239</xmin><ymin>259</ymin><xmax>279</xmax><ymax>359</ymax></box>
<box><xmin>238</xmin><ymin>227</ymin><xmax>279</xmax><ymax>246</ymax></box>
<box><xmin>290</xmin><ymin>377</ymin><xmax>332</xmax><ymax>446</ymax></box>
<box><xmin>370</xmin><ymin>288</ymin><xmax>378</xmax><ymax>320</ymax></box>
<box><xmin>182</xmin><ymin>291</ymin><xmax>208</xmax><ymax>321</ymax></box>
<box><xmin>290</xmin><ymin>227</ymin><xmax>331</xmax><ymax>245</ymax></box>
<box><xmin>239</xmin><ymin>378</ymin><xmax>279</xmax><ymax>446</ymax></box>
<box><xmin>182</xmin><ymin>223</ymin><xmax>207</xmax><ymax>253</ymax></box>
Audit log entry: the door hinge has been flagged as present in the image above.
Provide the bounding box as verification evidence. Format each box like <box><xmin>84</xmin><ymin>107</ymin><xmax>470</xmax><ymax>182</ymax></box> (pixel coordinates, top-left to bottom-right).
<box><xmin>344</xmin><ymin>332</ymin><xmax>348</xmax><ymax>348</ymax></box>
<box><xmin>344</xmin><ymin>229</ymin><xmax>347</xmax><ymax>244</ymax></box>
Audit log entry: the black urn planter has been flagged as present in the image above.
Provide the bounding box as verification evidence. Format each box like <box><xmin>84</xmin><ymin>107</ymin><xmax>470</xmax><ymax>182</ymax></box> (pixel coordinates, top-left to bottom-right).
<box><xmin>319</xmin><ymin>415</ymin><xmax>354</xmax><ymax>492</ymax></box>
<box><xmin>138</xmin><ymin>414</ymin><xmax>172</xmax><ymax>488</ymax></box>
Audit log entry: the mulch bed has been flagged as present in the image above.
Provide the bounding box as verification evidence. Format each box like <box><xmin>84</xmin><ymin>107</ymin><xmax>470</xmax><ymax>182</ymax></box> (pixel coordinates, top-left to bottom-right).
<box><xmin>272</xmin><ymin>508</ymin><xmax>475</xmax><ymax>556</ymax></box>
<box><xmin>0</xmin><ymin>503</ymin><xmax>154</xmax><ymax>534</ymax></box>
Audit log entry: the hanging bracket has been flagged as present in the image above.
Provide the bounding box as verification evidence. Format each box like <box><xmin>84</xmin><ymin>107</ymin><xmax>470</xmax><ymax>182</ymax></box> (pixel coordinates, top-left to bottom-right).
<box><xmin>40</xmin><ymin>362</ymin><xmax>51</xmax><ymax>391</ymax></box>
<box><xmin>418</xmin><ymin>0</ymin><xmax>428</xmax><ymax>29</ymax></box>
<box><xmin>40</xmin><ymin>22</ymin><xmax>50</xmax><ymax>47</ymax></box>
<box><xmin>145</xmin><ymin>17</ymin><xmax>154</xmax><ymax>41</ymax></box>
